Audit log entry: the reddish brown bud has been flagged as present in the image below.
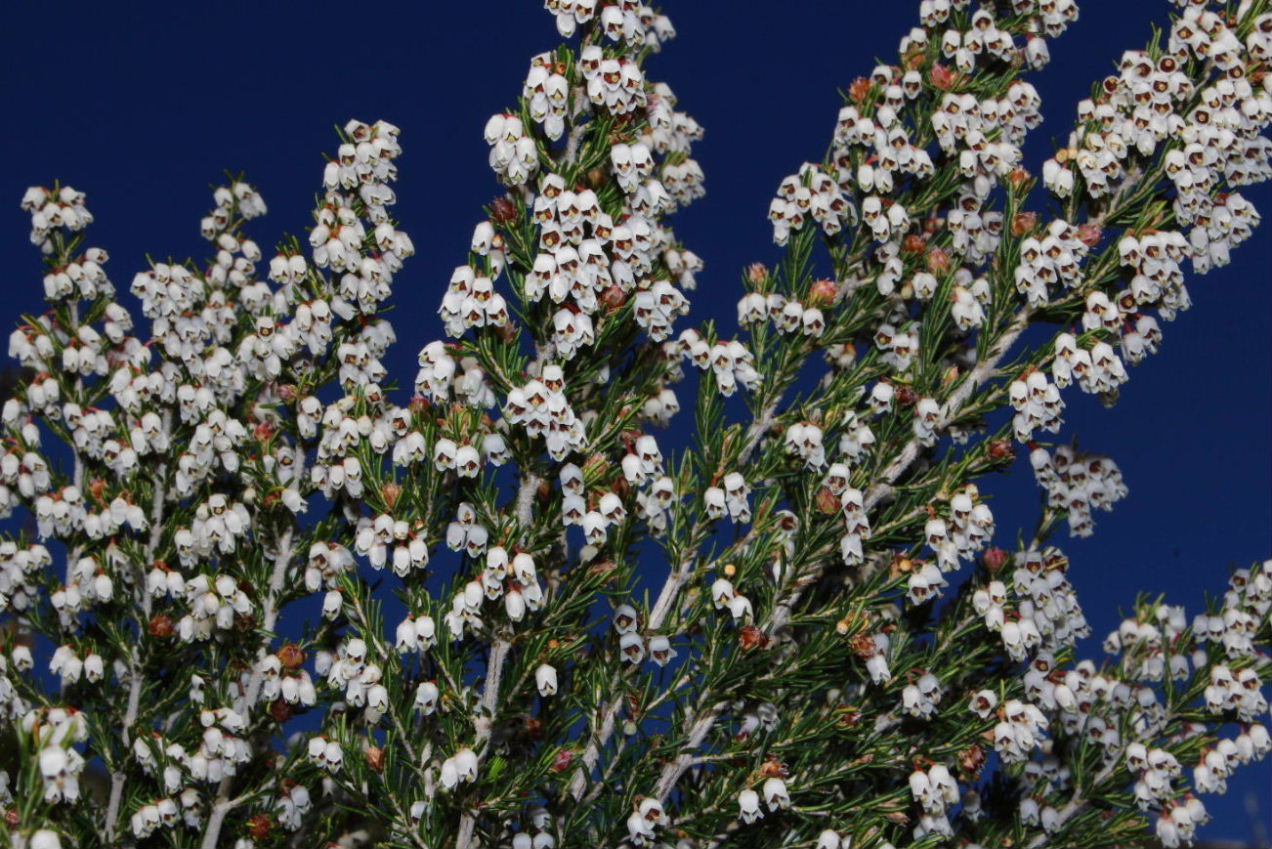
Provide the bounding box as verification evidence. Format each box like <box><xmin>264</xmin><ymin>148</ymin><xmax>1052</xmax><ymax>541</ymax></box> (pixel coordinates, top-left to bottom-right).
<box><xmin>738</xmin><ymin>625</ymin><xmax>770</xmax><ymax>651</ymax></box>
<box><xmin>364</xmin><ymin>745</ymin><xmax>385</xmax><ymax>772</ymax></box>
<box><xmin>758</xmin><ymin>757</ymin><xmax>789</xmax><ymax>779</ymax></box>
<box><xmin>815</xmin><ymin>487</ymin><xmax>841</xmax><ymax>515</ymax></box>
<box><xmin>490</xmin><ymin>196</ymin><xmax>519</xmax><ymax>225</ymax></box>
<box><xmin>1011</xmin><ymin>211</ymin><xmax>1038</xmax><ymax>238</ymax></box>
<box><xmin>1077</xmin><ymin>223</ymin><xmax>1103</xmax><ymax>248</ymax></box>
<box><xmin>278</xmin><ymin>642</ymin><xmax>306</xmax><ymax>670</ymax></box>
<box><xmin>889</xmin><ymin>556</ymin><xmax>915</xmax><ymax>579</ymax></box>
<box><xmin>982</xmin><ymin>547</ymin><xmax>1011</xmax><ymax>572</ymax></box>
<box><xmin>895</xmin><ymin>386</ymin><xmax>917</xmax><ymax>406</ymax></box>
<box><xmin>495</xmin><ymin>321</ymin><xmax>519</xmax><ymax>343</ymax></box>
<box><xmin>276</xmin><ymin>383</ymin><xmax>299</xmax><ymax>402</ymax></box>
<box><xmin>88</xmin><ymin>477</ymin><xmax>107</xmax><ymax>504</ymax></box>
<box><xmin>269</xmin><ymin>699</ymin><xmax>293</xmax><ymax>723</ymax></box>
<box><xmin>148</xmin><ymin>614</ymin><xmax>174</xmax><ymax>639</ymax></box>
<box><xmin>902</xmin><ymin>234</ymin><xmax>927</xmax><ymax>254</ymax></box>
<box><xmin>926</xmin><ymin>247</ymin><xmax>951</xmax><ymax>275</ymax></box>
<box><xmin>850</xmin><ymin>633</ymin><xmax>878</xmax><ymax>658</ymax></box>
<box><xmin>835</xmin><ymin>706</ymin><xmax>864</xmax><ymax>728</ymax></box>
<box><xmin>600</xmin><ymin>285</ymin><xmax>627</xmax><ymax>312</ymax></box>
<box><xmin>959</xmin><ymin>744</ymin><xmax>987</xmax><ymax>780</ymax></box>
<box><xmin>848</xmin><ymin>76</ymin><xmax>873</xmax><ymax>104</ymax></box>
<box><xmin>551</xmin><ymin>749</ymin><xmax>575</xmax><ymax>772</ymax></box>
<box><xmin>376</xmin><ymin>482</ymin><xmax>401</xmax><ymax>512</ymax></box>
<box><xmin>807</xmin><ymin>278</ymin><xmax>838</xmax><ymax>308</ymax></box>
<box><xmin>247</xmin><ymin>815</ymin><xmax>272</xmax><ymax>842</ymax></box>
<box><xmin>747</xmin><ymin>263</ymin><xmax>769</xmax><ymax>285</ymax></box>
<box><xmin>930</xmin><ymin>63</ymin><xmax>956</xmax><ymax>90</ymax></box>
<box><xmin>1007</xmin><ymin>167</ymin><xmax>1031</xmax><ymax>189</ymax></box>
<box><xmin>988</xmin><ymin>440</ymin><xmax>1015</xmax><ymax>463</ymax></box>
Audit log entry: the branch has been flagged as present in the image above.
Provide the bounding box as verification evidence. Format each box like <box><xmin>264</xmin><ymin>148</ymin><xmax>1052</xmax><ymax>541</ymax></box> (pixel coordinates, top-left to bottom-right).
<box><xmin>456</xmin><ymin>638</ymin><xmax>510</xmax><ymax>849</ymax></box>
<box><xmin>456</xmin><ymin>463</ymin><xmax>538</xmax><ymax>846</ymax></box>
<box><xmin>104</xmin><ymin>411</ymin><xmax>172</xmax><ymax>843</ymax></box>
<box><xmin>201</xmin><ymin>444</ymin><xmax>305</xmax><ymax>849</ymax></box>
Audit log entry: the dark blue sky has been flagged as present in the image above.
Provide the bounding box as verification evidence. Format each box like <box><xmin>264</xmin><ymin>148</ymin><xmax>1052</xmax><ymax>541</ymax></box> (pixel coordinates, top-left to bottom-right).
<box><xmin>2</xmin><ymin>0</ymin><xmax>1268</xmax><ymax>841</ymax></box>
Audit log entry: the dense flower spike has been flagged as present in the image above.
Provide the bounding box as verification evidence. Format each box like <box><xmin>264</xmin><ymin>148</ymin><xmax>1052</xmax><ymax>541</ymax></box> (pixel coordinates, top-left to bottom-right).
<box><xmin>1</xmin><ymin>2</ymin><xmax>1269</xmax><ymax>849</ymax></box>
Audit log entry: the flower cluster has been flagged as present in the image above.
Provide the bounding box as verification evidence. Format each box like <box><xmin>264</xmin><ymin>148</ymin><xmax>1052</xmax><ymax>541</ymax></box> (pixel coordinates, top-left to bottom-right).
<box><xmin>1030</xmin><ymin>444</ymin><xmax>1128</xmax><ymax>537</ymax></box>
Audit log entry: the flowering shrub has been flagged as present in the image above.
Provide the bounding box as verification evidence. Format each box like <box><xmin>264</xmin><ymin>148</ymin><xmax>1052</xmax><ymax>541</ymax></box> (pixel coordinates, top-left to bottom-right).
<box><xmin>2</xmin><ymin>1</ymin><xmax>1270</xmax><ymax>848</ymax></box>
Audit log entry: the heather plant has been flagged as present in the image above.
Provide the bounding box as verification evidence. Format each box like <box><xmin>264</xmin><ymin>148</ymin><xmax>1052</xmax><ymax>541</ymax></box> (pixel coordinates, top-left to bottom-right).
<box><xmin>2</xmin><ymin>1</ymin><xmax>1270</xmax><ymax>848</ymax></box>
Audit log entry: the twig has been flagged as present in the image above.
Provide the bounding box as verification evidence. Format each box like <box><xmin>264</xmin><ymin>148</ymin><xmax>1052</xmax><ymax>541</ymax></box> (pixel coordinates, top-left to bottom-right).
<box><xmin>653</xmin><ymin>701</ymin><xmax>726</xmax><ymax>802</ymax></box>
<box><xmin>863</xmin><ymin>306</ymin><xmax>1034</xmax><ymax>512</ymax></box>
